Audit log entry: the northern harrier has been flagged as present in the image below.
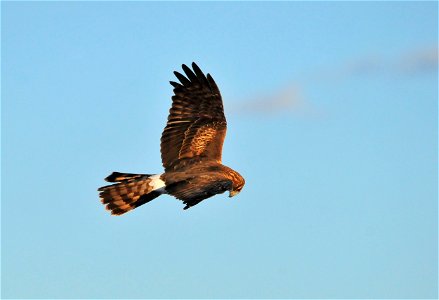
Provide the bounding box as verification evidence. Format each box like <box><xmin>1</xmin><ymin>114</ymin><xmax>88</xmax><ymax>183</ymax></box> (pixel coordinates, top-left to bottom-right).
<box><xmin>98</xmin><ymin>63</ymin><xmax>245</xmax><ymax>215</ymax></box>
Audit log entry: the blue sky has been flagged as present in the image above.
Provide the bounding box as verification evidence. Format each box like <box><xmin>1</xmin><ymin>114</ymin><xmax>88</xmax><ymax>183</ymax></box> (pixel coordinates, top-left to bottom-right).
<box><xmin>2</xmin><ymin>1</ymin><xmax>437</xmax><ymax>299</ymax></box>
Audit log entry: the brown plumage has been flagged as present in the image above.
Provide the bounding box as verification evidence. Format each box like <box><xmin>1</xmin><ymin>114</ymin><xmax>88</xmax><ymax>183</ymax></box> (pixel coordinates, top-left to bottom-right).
<box><xmin>98</xmin><ymin>63</ymin><xmax>245</xmax><ymax>215</ymax></box>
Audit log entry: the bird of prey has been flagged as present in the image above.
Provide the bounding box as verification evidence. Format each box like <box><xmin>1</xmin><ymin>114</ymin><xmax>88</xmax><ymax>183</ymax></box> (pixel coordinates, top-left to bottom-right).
<box><xmin>98</xmin><ymin>62</ymin><xmax>245</xmax><ymax>215</ymax></box>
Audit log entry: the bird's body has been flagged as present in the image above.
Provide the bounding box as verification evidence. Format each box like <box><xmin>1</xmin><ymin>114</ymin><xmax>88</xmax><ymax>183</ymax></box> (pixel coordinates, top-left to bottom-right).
<box><xmin>98</xmin><ymin>63</ymin><xmax>245</xmax><ymax>215</ymax></box>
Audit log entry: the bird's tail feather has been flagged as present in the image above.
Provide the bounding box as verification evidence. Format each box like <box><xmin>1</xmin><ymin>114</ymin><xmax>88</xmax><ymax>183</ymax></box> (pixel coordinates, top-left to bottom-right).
<box><xmin>98</xmin><ymin>172</ymin><xmax>164</xmax><ymax>215</ymax></box>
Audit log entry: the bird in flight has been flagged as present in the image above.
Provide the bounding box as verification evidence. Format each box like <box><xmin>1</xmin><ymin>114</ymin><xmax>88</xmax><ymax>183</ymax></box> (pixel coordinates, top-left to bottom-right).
<box><xmin>98</xmin><ymin>62</ymin><xmax>245</xmax><ymax>215</ymax></box>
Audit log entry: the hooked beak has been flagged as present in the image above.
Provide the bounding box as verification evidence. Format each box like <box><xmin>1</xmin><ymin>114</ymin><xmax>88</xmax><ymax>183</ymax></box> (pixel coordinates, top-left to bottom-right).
<box><xmin>229</xmin><ymin>190</ymin><xmax>240</xmax><ymax>197</ymax></box>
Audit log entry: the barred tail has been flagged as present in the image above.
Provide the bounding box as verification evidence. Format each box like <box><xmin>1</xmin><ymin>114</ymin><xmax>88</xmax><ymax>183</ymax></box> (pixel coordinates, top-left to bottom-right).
<box><xmin>98</xmin><ymin>172</ymin><xmax>165</xmax><ymax>216</ymax></box>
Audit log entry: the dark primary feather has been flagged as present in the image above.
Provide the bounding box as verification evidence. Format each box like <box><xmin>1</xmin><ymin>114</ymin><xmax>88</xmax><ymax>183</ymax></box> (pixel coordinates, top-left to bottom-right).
<box><xmin>173</xmin><ymin>71</ymin><xmax>191</xmax><ymax>86</ymax></box>
<box><xmin>161</xmin><ymin>62</ymin><xmax>227</xmax><ymax>171</ymax></box>
<box><xmin>169</xmin><ymin>81</ymin><xmax>182</xmax><ymax>88</ymax></box>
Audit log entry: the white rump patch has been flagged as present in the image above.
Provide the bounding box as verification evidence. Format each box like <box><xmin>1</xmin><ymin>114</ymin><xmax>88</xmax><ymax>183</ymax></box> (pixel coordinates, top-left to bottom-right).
<box><xmin>149</xmin><ymin>174</ymin><xmax>166</xmax><ymax>193</ymax></box>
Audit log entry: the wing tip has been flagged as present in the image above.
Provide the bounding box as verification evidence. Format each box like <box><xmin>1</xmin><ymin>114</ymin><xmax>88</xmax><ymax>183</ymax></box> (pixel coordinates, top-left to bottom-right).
<box><xmin>174</xmin><ymin>70</ymin><xmax>191</xmax><ymax>85</ymax></box>
<box><xmin>170</xmin><ymin>81</ymin><xmax>181</xmax><ymax>88</ymax></box>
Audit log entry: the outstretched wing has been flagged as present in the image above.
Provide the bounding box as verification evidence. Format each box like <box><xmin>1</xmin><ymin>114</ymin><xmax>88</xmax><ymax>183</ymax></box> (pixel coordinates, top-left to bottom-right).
<box><xmin>165</xmin><ymin>176</ymin><xmax>233</xmax><ymax>210</ymax></box>
<box><xmin>161</xmin><ymin>62</ymin><xmax>227</xmax><ymax>171</ymax></box>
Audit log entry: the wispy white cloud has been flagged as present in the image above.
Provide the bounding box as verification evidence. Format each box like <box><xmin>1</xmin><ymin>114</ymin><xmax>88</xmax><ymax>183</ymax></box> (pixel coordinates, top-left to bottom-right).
<box><xmin>232</xmin><ymin>45</ymin><xmax>437</xmax><ymax>117</ymax></box>
<box><xmin>230</xmin><ymin>84</ymin><xmax>304</xmax><ymax>115</ymax></box>
<box><xmin>397</xmin><ymin>46</ymin><xmax>438</xmax><ymax>74</ymax></box>
<box><xmin>313</xmin><ymin>45</ymin><xmax>438</xmax><ymax>82</ymax></box>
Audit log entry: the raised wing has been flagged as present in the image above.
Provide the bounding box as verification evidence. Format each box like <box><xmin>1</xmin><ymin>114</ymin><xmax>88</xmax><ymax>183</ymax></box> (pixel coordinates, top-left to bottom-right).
<box><xmin>161</xmin><ymin>63</ymin><xmax>227</xmax><ymax>171</ymax></box>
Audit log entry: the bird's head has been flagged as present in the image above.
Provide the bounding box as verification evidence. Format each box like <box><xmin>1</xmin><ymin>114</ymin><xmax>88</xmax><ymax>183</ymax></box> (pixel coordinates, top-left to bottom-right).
<box><xmin>228</xmin><ymin>170</ymin><xmax>245</xmax><ymax>197</ymax></box>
